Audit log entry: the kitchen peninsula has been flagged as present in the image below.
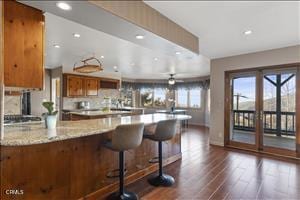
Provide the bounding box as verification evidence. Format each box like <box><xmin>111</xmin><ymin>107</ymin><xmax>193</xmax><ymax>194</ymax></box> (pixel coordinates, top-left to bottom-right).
<box><xmin>1</xmin><ymin>113</ymin><xmax>191</xmax><ymax>199</ymax></box>
<box><xmin>66</xmin><ymin>110</ymin><xmax>132</xmax><ymax>121</ymax></box>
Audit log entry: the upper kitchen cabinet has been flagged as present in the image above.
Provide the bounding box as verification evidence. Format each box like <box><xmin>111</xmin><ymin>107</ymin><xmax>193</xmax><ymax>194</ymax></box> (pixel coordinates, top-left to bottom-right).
<box><xmin>85</xmin><ymin>78</ymin><xmax>99</xmax><ymax>96</ymax></box>
<box><xmin>4</xmin><ymin>1</ymin><xmax>45</xmax><ymax>89</ymax></box>
<box><xmin>99</xmin><ymin>78</ymin><xmax>120</xmax><ymax>89</ymax></box>
<box><xmin>63</xmin><ymin>74</ymin><xmax>99</xmax><ymax>97</ymax></box>
<box><xmin>63</xmin><ymin>74</ymin><xmax>120</xmax><ymax>97</ymax></box>
<box><xmin>64</xmin><ymin>74</ymin><xmax>85</xmax><ymax>97</ymax></box>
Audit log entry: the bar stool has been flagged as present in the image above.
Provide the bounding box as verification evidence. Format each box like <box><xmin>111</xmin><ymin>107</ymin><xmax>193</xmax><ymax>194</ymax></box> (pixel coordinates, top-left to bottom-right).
<box><xmin>104</xmin><ymin>123</ymin><xmax>145</xmax><ymax>200</ymax></box>
<box><xmin>143</xmin><ymin>119</ymin><xmax>177</xmax><ymax>187</ymax></box>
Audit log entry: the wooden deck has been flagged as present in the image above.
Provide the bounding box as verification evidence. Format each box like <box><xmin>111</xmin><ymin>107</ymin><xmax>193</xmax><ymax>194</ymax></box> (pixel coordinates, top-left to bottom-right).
<box><xmin>101</xmin><ymin>126</ymin><xmax>300</xmax><ymax>199</ymax></box>
<box><xmin>232</xmin><ymin>130</ymin><xmax>296</xmax><ymax>150</ymax></box>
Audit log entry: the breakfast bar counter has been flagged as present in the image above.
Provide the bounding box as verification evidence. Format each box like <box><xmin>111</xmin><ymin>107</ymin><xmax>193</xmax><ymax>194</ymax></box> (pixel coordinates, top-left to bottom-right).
<box><xmin>0</xmin><ymin>114</ymin><xmax>191</xmax><ymax>200</ymax></box>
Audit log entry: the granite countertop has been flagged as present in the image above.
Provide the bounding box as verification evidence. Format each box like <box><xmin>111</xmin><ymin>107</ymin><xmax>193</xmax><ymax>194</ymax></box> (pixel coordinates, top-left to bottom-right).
<box><xmin>69</xmin><ymin>110</ymin><xmax>131</xmax><ymax>116</ymax></box>
<box><xmin>120</xmin><ymin>107</ymin><xmax>145</xmax><ymax>110</ymax></box>
<box><xmin>1</xmin><ymin>113</ymin><xmax>191</xmax><ymax>146</ymax></box>
<box><xmin>156</xmin><ymin>109</ymin><xmax>187</xmax><ymax>113</ymax></box>
<box><xmin>63</xmin><ymin>107</ymin><xmax>145</xmax><ymax>113</ymax></box>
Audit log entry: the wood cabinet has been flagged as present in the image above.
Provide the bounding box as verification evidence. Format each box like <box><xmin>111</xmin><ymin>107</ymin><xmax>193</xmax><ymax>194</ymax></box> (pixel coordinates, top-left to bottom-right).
<box><xmin>63</xmin><ymin>74</ymin><xmax>120</xmax><ymax>97</ymax></box>
<box><xmin>99</xmin><ymin>78</ymin><xmax>120</xmax><ymax>89</ymax></box>
<box><xmin>4</xmin><ymin>1</ymin><xmax>44</xmax><ymax>89</ymax></box>
<box><xmin>85</xmin><ymin>78</ymin><xmax>98</xmax><ymax>96</ymax></box>
<box><xmin>63</xmin><ymin>74</ymin><xmax>99</xmax><ymax>97</ymax></box>
<box><xmin>64</xmin><ymin>75</ymin><xmax>85</xmax><ymax>97</ymax></box>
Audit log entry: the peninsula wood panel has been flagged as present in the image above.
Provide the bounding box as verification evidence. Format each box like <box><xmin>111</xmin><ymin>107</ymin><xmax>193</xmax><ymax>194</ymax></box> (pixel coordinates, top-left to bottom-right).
<box><xmin>89</xmin><ymin>1</ymin><xmax>199</xmax><ymax>54</ymax></box>
<box><xmin>4</xmin><ymin>1</ymin><xmax>44</xmax><ymax>89</ymax></box>
<box><xmin>0</xmin><ymin>124</ymin><xmax>181</xmax><ymax>200</ymax></box>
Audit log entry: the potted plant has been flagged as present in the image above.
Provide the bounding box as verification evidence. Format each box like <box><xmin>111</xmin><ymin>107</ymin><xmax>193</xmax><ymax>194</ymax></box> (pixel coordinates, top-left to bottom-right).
<box><xmin>42</xmin><ymin>101</ymin><xmax>58</xmax><ymax>129</ymax></box>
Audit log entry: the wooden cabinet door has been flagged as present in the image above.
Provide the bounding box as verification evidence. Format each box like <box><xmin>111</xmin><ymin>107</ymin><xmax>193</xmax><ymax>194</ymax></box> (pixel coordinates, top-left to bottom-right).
<box><xmin>4</xmin><ymin>1</ymin><xmax>44</xmax><ymax>89</ymax></box>
<box><xmin>67</xmin><ymin>76</ymin><xmax>85</xmax><ymax>97</ymax></box>
<box><xmin>85</xmin><ymin>78</ymin><xmax>98</xmax><ymax>96</ymax></box>
<box><xmin>99</xmin><ymin>79</ymin><xmax>120</xmax><ymax>89</ymax></box>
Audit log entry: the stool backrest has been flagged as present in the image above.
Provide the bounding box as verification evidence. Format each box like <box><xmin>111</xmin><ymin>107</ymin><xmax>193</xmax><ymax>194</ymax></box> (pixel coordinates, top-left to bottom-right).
<box><xmin>154</xmin><ymin>119</ymin><xmax>177</xmax><ymax>141</ymax></box>
<box><xmin>112</xmin><ymin>123</ymin><xmax>145</xmax><ymax>151</ymax></box>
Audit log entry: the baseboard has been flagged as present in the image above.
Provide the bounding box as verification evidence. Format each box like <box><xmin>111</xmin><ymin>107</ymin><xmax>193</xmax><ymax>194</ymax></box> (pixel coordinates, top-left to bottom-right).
<box><xmin>210</xmin><ymin>140</ymin><xmax>224</xmax><ymax>146</ymax></box>
<box><xmin>188</xmin><ymin>122</ymin><xmax>209</xmax><ymax>128</ymax></box>
<box><xmin>82</xmin><ymin>153</ymin><xmax>182</xmax><ymax>200</ymax></box>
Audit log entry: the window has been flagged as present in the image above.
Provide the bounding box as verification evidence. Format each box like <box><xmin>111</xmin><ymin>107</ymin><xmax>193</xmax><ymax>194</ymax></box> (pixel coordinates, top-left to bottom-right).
<box><xmin>190</xmin><ymin>88</ymin><xmax>201</xmax><ymax>108</ymax></box>
<box><xmin>140</xmin><ymin>88</ymin><xmax>153</xmax><ymax>107</ymax></box>
<box><xmin>121</xmin><ymin>90</ymin><xmax>133</xmax><ymax>107</ymax></box>
<box><xmin>154</xmin><ymin>88</ymin><xmax>166</xmax><ymax>107</ymax></box>
<box><xmin>176</xmin><ymin>88</ymin><xmax>202</xmax><ymax>108</ymax></box>
<box><xmin>140</xmin><ymin>88</ymin><xmax>167</xmax><ymax>107</ymax></box>
<box><xmin>177</xmin><ymin>89</ymin><xmax>188</xmax><ymax>107</ymax></box>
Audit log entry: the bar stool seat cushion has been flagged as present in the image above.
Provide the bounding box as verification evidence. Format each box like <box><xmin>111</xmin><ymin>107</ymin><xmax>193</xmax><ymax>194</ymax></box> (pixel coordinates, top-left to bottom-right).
<box><xmin>143</xmin><ymin>119</ymin><xmax>177</xmax><ymax>142</ymax></box>
<box><xmin>104</xmin><ymin>123</ymin><xmax>145</xmax><ymax>152</ymax></box>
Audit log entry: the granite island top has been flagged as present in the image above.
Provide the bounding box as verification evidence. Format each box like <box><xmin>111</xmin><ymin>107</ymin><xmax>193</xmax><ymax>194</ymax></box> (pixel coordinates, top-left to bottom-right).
<box><xmin>1</xmin><ymin>113</ymin><xmax>191</xmax><ymax>146</ymax></box>
<box><xmin>69</xmin><ymin>110</ymin><xmax>131</xmax><ymax>116</ymax></box>
<box><xmin>63</xmin><ymin>107</ymin><xmax>145</xmax><ymax>112</ymax></box>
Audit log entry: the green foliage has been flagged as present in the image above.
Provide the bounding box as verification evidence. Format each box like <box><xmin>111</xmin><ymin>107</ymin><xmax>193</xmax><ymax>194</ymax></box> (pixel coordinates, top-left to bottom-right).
<box><xmin>42</xmin><ymin>102</ymin><xmax>58</xmax><ymax>115</ymax></box>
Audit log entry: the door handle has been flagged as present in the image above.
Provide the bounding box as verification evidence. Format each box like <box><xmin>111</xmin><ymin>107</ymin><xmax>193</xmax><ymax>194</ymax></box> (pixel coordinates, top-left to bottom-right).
<box><xmin>260</xmin><ymin>110</ymin><xmax>264</xmax><ymax>121</ymax></box>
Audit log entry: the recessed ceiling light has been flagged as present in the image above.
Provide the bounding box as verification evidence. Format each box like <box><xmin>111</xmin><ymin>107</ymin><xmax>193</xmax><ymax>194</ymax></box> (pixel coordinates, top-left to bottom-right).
<box><xmin>73</xmin><ymin>33</ymin><xmax>80</xmax><ymax>38</ymax></box>
<box><xmin>135</xmin><ymin>34</ymin><xmax>145</xmax><ymax>40</ymax></box>
<box><xmin>113</xmin><ymin>66</ymin><xmax>118</xmax><ymax>69</ymax></box>
<box><xmin>100</xmin><ymin>55</ymin><xmax>104</xmax><ymax>59</ymax></box>
<box><xmin>244</xmin><ymin>30</ymin><xmax>252</xmax><ymax>35</ymax></box>
<box><xmin>53</xmin><ymin>44</ymin><xmax>60</xmax><ymax>48</ymax></box>
<box><xmin>154</xmin><ymin>58</ymin><xmax>158</xmax><ymax>61</ymax></box>
<box><xmin>175</xmin><ymin>51</ymin><xmax>181</xmax><ymax>55</ymax></box>
<box><xmin>56</xmin><ymin>2</ymin><xmax>72</xmax><ymax>11</ymax></box>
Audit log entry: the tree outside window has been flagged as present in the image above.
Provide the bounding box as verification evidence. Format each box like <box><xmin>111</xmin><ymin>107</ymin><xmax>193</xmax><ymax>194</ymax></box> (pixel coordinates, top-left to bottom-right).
<box><xmin>140</xmin><ymin>88</ymin><xmax>153</xmax><ymax>107</ymax></box>
<box><xmin>154</xmin><ymin>88</ymin><xmax>166</xmax><ymax>107</ymax></box>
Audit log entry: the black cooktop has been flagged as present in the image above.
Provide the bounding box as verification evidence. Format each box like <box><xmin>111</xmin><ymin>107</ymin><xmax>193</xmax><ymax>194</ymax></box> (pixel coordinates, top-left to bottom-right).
<box><xmin>4</xmin><ymin>115</ymin><xmax>42</xmax><ymax>124</ymax></box>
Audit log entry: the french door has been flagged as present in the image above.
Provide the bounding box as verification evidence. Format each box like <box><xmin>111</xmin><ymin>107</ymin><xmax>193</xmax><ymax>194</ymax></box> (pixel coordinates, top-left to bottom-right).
<box><xmin>225</xmin><ymin>64</ymin><xmax>300</xmax><ymax>158</ymax></box>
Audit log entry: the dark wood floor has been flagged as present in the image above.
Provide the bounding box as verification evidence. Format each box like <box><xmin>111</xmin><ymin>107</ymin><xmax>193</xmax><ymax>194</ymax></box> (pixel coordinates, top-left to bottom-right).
<box><xmin>105</xmin><ymin>126</ymin><xmax>300</xmax><ymax>200</ymax></box>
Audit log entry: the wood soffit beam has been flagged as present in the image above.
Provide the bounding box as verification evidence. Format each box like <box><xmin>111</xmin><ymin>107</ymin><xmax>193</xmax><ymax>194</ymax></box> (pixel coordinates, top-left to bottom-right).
<box><xmin>88</xmin><ymin>1</ymin><xmax>199</xmax><ymax>54</ymax></box>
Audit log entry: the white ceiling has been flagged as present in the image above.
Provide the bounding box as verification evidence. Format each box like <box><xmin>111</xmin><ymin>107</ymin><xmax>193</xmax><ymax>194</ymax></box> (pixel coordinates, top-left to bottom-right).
<box><xmin>44</xmin><ymin>13</ymin><xmax>210</xmax><ymax>79</ymax></box>
<box><xmin>145</xmin><ymin>1</ymin><xmax>300</xmax><ymax>58</ymax></box>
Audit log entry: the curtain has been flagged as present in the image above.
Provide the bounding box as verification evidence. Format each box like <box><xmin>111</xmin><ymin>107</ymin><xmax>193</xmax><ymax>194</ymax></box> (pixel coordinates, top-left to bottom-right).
<box><xmin>122</xmin><ymin>79</ymin><xmax>210</xmax><ymax>91</ymax></box>
<box><xmin>175</xmin><ymin>79</ymin><xmax>210</xmax><ymax>90</ymax></box>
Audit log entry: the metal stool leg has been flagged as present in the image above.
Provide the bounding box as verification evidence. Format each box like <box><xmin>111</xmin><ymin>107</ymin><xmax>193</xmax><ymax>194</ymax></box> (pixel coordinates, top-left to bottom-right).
<box><xmin>148</xmin><ymin>141</ymin><xmax>175</xmax><ymax>187</ymax></box>
<box><xmin>107</xmin><ymin>151</ymin><xmax>138</xmax><ymax>200</ymax></box>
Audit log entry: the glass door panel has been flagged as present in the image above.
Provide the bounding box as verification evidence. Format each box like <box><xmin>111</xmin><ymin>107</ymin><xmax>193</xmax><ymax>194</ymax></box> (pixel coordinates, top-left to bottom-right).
<box><xmin>262</xmin><ymin>71</ymin><xmax>297</xmax><ymax>151</ymax></box>
<box><xmin>230</xmin><ymin>75</ymin><xmax>257</xmax><ymax>145</ymax></box>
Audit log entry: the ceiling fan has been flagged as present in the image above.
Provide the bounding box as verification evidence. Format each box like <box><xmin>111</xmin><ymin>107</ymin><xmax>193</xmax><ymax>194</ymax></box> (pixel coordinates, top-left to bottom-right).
<box><xmin>168</xmin><ymin>74</ymin><xmax>184</xmax><ymax>85</ymax></box>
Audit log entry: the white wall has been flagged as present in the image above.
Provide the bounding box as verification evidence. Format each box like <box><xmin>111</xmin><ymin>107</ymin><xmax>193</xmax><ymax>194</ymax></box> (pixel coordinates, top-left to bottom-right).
<box><xmin>31</xmin><ymin>70</ymin><xmax>51</xmax><ymax>117</ymax></box>
<box><xmin>210</xmin><ymin>45</ymin><xmax>300</xmax><ymax>146</ymax></box>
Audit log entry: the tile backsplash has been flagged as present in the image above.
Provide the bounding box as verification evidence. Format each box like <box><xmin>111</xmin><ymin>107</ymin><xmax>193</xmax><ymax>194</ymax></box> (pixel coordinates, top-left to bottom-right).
<box><xmin>4</xmin><ymin>95</ymin><xmax>21</xmax><ymax>115</ymax></box>
<box><xmin>63</xmin><ymin>89</ymin><xmax>120</xmax><ymax>110</ymax></box>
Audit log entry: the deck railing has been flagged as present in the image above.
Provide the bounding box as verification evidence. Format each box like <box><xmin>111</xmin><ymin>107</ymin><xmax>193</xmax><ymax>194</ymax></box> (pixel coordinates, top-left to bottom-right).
<box><xmin>233</xmin><ymin>110</ymin><xmax>296</xmax><ymax>136</ymax></box>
